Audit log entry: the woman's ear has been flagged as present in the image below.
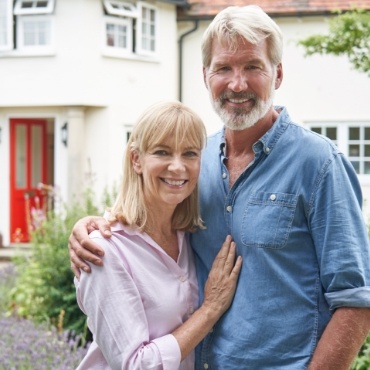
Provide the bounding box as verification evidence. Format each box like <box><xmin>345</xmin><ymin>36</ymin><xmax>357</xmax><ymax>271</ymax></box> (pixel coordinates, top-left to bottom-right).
<box><xmin>131</xmin><ymin>150</ymin><xmax>142</xmax><ymax>174</ymax></box>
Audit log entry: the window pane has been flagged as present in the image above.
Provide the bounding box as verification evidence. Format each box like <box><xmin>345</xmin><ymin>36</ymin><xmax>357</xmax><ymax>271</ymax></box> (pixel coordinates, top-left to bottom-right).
<box><xmin>365</xmin><ymin>145</ymin><xmax>370</xmax><ymax>157</ymax></box>
<box><xmin>349</xmin><ymin>127</ymin><xmax>360</xmax><ymax>140</ymax></box>
<box><xmin>106</xmin><ymin>23</ymin><xmax>127</xmax><ymax>48</ymax></box>
<box><xmin>31</xmin><ymin>125</ymin><xmax>42</xmax><ymax>187</ymax></box>
<box><xmin>23</xmin><ymin>21</ymin><xmax>36</xmax><ymax>45</ymax></box>
<box><xmin>311</xmin><ymin>127</ymin><xmax>322</xmax><ymax>134</ymax></box>
<box><xmin>349</xmin><ymin>145</ymin><xmax>360</xmax><ymax>157</ymax></box>
<box><xmin>365</xmin><ymin>127</ymin><xmax>370</xmax><ymax>140</ymax></box>
<box><xmin>16</xmin><ymin>125</ymin><xmax>27</xmax><ymax>188</ymax></box>
<box><xmin>326</xmin><ymin>127</ymin><xmax>337</xmax><ymax>141</ymax></box>
<box><xmin>22</xmin><ymin>1</ymin><xmax>33</xmax><ymax>8</ymax></box>
<box><xmin>351</xmin><ymin>161</ymin><xmax>360</xmax><ymax>174</ymax></box>
<box><xmin>365</xmin><ymin>162</ymin><xmax>370</xmax><ymax>174</ymax></box>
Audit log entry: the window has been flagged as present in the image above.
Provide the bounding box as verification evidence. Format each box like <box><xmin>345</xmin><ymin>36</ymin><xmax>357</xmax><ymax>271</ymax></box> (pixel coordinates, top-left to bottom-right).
<box><xmin>103</xmin><ymin>0</ymin><xmax>157</xmax><ymax>57</ymax></box>
<box><xmin>311</xmin><ymin>126</ymin><xmax>337</xmax><ymax>145</ymax></box>
<box><xmin>348</xmin><ymin>126</ymin><xmax>370</xmax><ymax>175</ymax></box>
<box><xmin>307</xmin><ymin>123</ymin><xmax>370</xmax><ymax>175</ymax></box>
<box><xmin>17</xmin><ymin>15</ymin><xmax>52</xmax><ymax>48</ymax></box>
<box><xmin>0</xmin><ymin>0</ymin><xmax>13</xmax><ymax>51</ymax></box>
<box><xmin>14</xmin><ymin>0</ymin><xmax>55</xmax><ymax>15</ymax></box>
<box><xmin>105</xmin><ymin>16</ymin><xmax>132</xmax><ymax>52</ymax></box>
<box><xmin>0</xmin><ymin>0</ymin><xmax>55</xmax><ymax>54</ymax></box>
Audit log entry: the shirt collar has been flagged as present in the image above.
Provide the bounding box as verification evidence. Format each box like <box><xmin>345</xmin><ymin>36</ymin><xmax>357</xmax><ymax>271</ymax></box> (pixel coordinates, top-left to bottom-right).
<box><xmin>217</xmin><ymin>106</ymin><xmax>289</xmax><ymax>156</ymax></box>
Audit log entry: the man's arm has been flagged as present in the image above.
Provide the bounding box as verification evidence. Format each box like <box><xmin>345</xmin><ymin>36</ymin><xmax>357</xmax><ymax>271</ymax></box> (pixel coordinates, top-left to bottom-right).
<box><xmin>68</xmin><ymin>216</ymin><xmax>112</xmax><ymax>278</ymax></box>
<box><xmin>308</xmin><ymin>307</ymin><xmax>370</xmax><ymax>370</ymax></box>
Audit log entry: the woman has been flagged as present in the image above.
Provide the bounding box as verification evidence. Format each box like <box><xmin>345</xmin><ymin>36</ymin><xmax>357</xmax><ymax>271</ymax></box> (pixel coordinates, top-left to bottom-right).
<box><xmin>75</xmin><ymin>101</ymin><xmax>242</xmax><ymax>369</ymax></box>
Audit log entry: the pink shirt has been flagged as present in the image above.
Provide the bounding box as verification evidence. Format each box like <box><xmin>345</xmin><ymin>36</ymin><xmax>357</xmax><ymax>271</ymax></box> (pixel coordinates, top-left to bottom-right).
<box><xmin>75</xmin><ymin>222</ymin><xmax>199</xmax><ymax>370</ymax></box>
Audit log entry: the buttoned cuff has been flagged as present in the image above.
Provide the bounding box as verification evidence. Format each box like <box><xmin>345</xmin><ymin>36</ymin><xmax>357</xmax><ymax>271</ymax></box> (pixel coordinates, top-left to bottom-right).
<box><xmin>152</xmin><ymin>334</ymin><xmax>181</xmax><ymax>370</ymax></box>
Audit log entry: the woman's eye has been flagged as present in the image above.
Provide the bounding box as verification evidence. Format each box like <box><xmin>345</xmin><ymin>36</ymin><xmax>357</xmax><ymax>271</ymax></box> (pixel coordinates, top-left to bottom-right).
<box><xmin>153</xmin><ymin>150</ymin><xmax>168</xmax><ymax>156</ymax></box>
<box><xmin>184</xmin><ymin>151</ymin><xmax>198</xmax><ymax>157</ymax></box>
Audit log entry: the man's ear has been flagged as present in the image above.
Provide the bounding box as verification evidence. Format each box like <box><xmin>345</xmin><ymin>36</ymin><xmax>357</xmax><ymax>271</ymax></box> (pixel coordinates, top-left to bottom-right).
<box><xmin>130</xmin><ymin>150</ymin><xmax>142</xmax><ymax>174</ymax></box>
<box><xmin>275</xmin><ymin>63</ymin><xmax>283</xmax><ymax>90</ymax></box>
<box><xmin>203</xmin><ymin>67</ymin><xmax>208</xmax><ymax>89</ymax></box>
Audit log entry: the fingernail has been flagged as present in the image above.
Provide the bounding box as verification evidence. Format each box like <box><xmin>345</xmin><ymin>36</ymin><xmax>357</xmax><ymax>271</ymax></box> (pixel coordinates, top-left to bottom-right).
<box><xmin>83</xmin><ymin>266</ymin><xmax>89</xmax><ymax>272</ymax></box>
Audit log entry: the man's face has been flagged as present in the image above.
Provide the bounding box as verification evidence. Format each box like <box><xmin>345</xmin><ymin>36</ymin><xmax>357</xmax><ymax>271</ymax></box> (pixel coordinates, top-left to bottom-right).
<box><xmin>204</xmin><ymin>37</ymin><xmax>282</xmax><ymax>131</ymax></box>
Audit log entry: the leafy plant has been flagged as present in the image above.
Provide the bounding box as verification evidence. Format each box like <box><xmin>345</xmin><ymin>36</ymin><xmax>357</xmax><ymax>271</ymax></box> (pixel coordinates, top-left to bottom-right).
<box><xmin>8</xmin><ymin>187</ymin><xmax>110</xmax><ymax>337</ymax></box>
<box><xmin>351</xmin><ymin>333</ymin><xmax>370</xmax><ymax>370</ymax></box>
<box><xmin>298</xmin><ymin>8</ymin><xmax>370</xmax><ymax>76</ymax></box>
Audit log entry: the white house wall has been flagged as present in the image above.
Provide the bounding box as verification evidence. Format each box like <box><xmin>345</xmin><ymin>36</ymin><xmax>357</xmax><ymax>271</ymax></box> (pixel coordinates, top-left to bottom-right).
<box><xmin>179</xmin><ymin>15</ymin><xmax>370</xmax><ymax>220</ymax></box>
<box><xmin>0</xmin><ymin>0</ymin><xmax>179</xmax><ymax>245</ymax></box>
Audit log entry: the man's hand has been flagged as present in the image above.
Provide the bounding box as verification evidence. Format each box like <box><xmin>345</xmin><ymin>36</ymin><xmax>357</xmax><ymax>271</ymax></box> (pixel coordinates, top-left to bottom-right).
<box><xmin>68</xmin><ymin>216</ymin><xmax>112</xmax><ymax>279</ymax></box>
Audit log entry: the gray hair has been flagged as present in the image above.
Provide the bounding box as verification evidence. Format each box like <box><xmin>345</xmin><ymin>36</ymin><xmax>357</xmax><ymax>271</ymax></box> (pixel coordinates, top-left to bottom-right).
<box><xmin>201</xmin><ymin>5</ymin><xmax>283</xmax><ymax>68</ymax></box>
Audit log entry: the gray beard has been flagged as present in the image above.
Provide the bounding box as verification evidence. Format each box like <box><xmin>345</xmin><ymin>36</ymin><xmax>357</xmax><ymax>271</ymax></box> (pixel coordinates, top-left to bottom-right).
<box><xmin>210</xmin><ymin>88</ymin><xmax>275</xmax><ymax>131</ymax></box>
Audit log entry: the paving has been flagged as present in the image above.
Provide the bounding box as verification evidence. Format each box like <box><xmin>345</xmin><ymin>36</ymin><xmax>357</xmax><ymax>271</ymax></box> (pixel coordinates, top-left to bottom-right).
<box><xmin>0</xmin><ymin>244</ymin><xmax>31</xmax><ymax>269</ymax></box>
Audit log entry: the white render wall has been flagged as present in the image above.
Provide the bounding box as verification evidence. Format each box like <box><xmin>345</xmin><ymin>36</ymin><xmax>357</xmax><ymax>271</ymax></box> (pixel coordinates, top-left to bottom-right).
<box><xmin>179</xmin><ymin>15</ymin><xmax>370</xmax><ymax>220</ymax></box>
<box><xmin>0</xmin><ymin>0</ymin><xmax>179</xmax><ymax>245</ymax></box>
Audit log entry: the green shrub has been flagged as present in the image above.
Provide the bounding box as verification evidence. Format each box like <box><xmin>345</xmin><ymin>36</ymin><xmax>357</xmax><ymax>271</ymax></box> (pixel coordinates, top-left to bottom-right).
<box><xmin>351</xmin><ymin>333</ymin><xmax>370</xmax><ymax>370</ymax></box>
<box><xmin>8</xmin><ymin>188</ymin><xmax>111</xmax><ymax>337</ymax></box>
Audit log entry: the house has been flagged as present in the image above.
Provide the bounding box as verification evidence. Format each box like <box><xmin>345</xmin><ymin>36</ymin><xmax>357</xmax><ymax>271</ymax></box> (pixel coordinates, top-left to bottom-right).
<box><xmin>1</xmin><ymin>0</ymin><xmax>370</xmax><ymax>246</ymax></box>
<box><xmin>0</xmin><ymin>0</ymin><xmax>182</xmax><ymax>245</ymax></box>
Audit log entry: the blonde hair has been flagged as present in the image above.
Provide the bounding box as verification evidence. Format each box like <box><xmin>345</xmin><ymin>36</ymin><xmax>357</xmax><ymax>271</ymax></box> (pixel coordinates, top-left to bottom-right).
<box><xmin>202</xmin><ymin>5</ymin><xmax>283</xmax><ymax>68</ymax></box>
<box><xmin>110</xmin><ymin>100</ymin><xmax>207</xmax><ymax>232</ymax></box>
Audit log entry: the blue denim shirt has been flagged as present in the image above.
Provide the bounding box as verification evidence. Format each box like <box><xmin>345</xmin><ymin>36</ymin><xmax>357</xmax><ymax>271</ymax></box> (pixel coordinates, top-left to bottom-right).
<box><xmin>191</xmin><ymin>107</ymin><xmax>370</xmax><ymax>370</ymax></box>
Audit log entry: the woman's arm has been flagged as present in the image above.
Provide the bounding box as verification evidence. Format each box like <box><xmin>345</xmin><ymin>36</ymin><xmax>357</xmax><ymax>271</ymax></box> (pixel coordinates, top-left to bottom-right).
<box><xmin>173</xmin><ymin>235</ymin><xmax>242</xmax><ymax>360</ymax></box>
<box><xmin>76</xmin><ymin>234</ymin><xmax>241</xmax><ymax>369</ymax></box>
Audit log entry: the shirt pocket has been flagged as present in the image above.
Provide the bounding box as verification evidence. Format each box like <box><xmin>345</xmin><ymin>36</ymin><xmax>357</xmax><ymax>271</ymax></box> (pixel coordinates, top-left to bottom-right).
<box><xmin>241</xmin><ymin>192</ymin><xmax>298</xmax><ymax>249</ymax></box>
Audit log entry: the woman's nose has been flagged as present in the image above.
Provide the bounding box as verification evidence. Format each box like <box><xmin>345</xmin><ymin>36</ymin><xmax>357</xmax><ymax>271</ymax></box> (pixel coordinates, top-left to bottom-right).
<box><xmin>168</xmin><ymin>156</ymin><xmax>186</xmax><ymax>172</ymax></box>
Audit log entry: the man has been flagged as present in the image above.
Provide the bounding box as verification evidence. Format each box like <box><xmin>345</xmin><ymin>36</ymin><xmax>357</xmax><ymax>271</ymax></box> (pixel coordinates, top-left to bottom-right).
<box><xmin>69</xmin><ymin>5</ymin><xmax>370</xmax><ymax>369</ymax></box>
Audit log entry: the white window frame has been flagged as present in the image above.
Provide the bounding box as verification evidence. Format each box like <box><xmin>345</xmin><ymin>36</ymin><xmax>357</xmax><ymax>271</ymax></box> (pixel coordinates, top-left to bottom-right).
<box><xmin>102</xmin><ymin>0</ymin><xmax>158</xmax><ymax>58</ymax></box>
<box><xmin>136</xmin><ymin>1</ymin><xmax>157</xmax><ymax>57</ymax></box>
<box><xmin>14</xmin><ymin>0</ymin><xmax>55</xmax><ymax>15</ymax></box>
<box><xmin>103</xmin><ymin>0</ymin><xmax>138</xmax><ymax>17</ymax></box>
<box><xmin>0</xmin><ymin>0</ymin><xmax>13</xmax><ymax>52</ymax></box>
<box><xmin>103</xmin><ymin>16</ymin><xmax>133</xmax><ymax>55</ymax></box>
<box><xmin>16</xmin><ymin>14</ymin><xmax>54</xmax><ymax>52</ymax></box>
<box><xmin>306</xmin><ymin>121</ymin><xmax>370</xmax><ymax>180</ymax></box>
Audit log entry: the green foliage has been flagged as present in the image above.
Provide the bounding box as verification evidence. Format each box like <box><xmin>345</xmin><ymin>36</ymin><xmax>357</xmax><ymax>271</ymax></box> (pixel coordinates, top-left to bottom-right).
<box><xmin>298</xmin><ymin>8</ymin><xmax>370</xmax><ymax>76</ymax></box>
<box><xmin>351</xmin><ymin>333</ymin><xmax>370</xmax><ymax>369</ymax></box>
<box><xmin>8</xmin><ymin>188</ymin><xmax>110</xmax><ymax>337</ymax></box>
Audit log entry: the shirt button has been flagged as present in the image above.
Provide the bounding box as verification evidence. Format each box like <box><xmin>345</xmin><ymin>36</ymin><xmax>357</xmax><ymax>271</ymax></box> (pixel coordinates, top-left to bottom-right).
<box><xmin>179</xmin><ymin>275</ymin><xmax>187</xmax><ymax>282</ymax></box>
<box><xmin>266</xmin><ymin>147</ymin><xmax>271</xmax><ymax>153</ymax></box>
<box><xmin>222</xmin><ymin>172</ymin><xmax>227</xmax><ymax>179</ymax></box>
<box><xmin>203</xmin><ymin>364</ymin><xmax>209</xmax><ymax>369</ymax></box>
<box><xmin>270</xmin><ymin>194</ymin><xmax>277</xmax><ymax>201</ymax></box>
<box><xmin>189</xmin><ymin>307</ymin><xmax>194</xmax><ymax>314</ymax></box>
<box><xmin>226</xmin><ymin>205</ymin><xmax>232</xmax><ymax>213</ymax></box>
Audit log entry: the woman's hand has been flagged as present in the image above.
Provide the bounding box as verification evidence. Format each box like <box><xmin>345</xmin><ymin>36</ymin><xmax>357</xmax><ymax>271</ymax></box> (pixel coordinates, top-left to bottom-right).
<box><xmin>202</xmin><ymin>235</ymin><xmax>242</xmax><ymax>319</ymax></box>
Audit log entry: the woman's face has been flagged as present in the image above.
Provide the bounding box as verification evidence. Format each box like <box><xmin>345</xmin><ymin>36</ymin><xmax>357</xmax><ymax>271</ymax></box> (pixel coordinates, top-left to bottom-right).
<box><xmin>132</xmin><ymin>138</ymin><xmax>201</xmax><ymax>211</ymax></box>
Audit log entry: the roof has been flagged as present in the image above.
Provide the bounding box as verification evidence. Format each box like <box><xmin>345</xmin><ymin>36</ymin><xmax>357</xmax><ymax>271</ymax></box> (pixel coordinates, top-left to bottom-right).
<box><xmin>177</xmin><ymin>0</ymin><xmax>370</xmax><ymax>20</ymax></box>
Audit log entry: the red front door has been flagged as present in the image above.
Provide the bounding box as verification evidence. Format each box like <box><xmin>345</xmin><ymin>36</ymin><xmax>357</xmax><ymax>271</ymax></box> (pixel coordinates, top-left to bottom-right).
<box><xmin>10</xmin><ymin>119</ymin><xmax>48</xmax><ymax>243</ymax></box>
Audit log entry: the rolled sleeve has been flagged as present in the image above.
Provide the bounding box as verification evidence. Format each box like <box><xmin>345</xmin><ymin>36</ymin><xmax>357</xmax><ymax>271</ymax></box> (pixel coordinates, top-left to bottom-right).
<box><xmin>325</xmin><ymin>287</ymin><xmax>370</xmax><ymax>310</ymax></box>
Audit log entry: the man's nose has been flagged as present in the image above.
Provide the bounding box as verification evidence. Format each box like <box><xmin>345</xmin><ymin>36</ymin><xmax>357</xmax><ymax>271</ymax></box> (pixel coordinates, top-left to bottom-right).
<box><xmin>228</xmin><ymin>71</ymin><xmax>248</xmax><ymax>92</ymax></box>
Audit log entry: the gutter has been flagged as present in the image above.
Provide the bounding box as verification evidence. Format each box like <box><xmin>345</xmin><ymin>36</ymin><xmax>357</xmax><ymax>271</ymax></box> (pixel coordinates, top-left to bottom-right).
<box><xmin>178</xmin><ymin>20</ymin><xmax>199</xmax><ymax>101</ymax></box>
